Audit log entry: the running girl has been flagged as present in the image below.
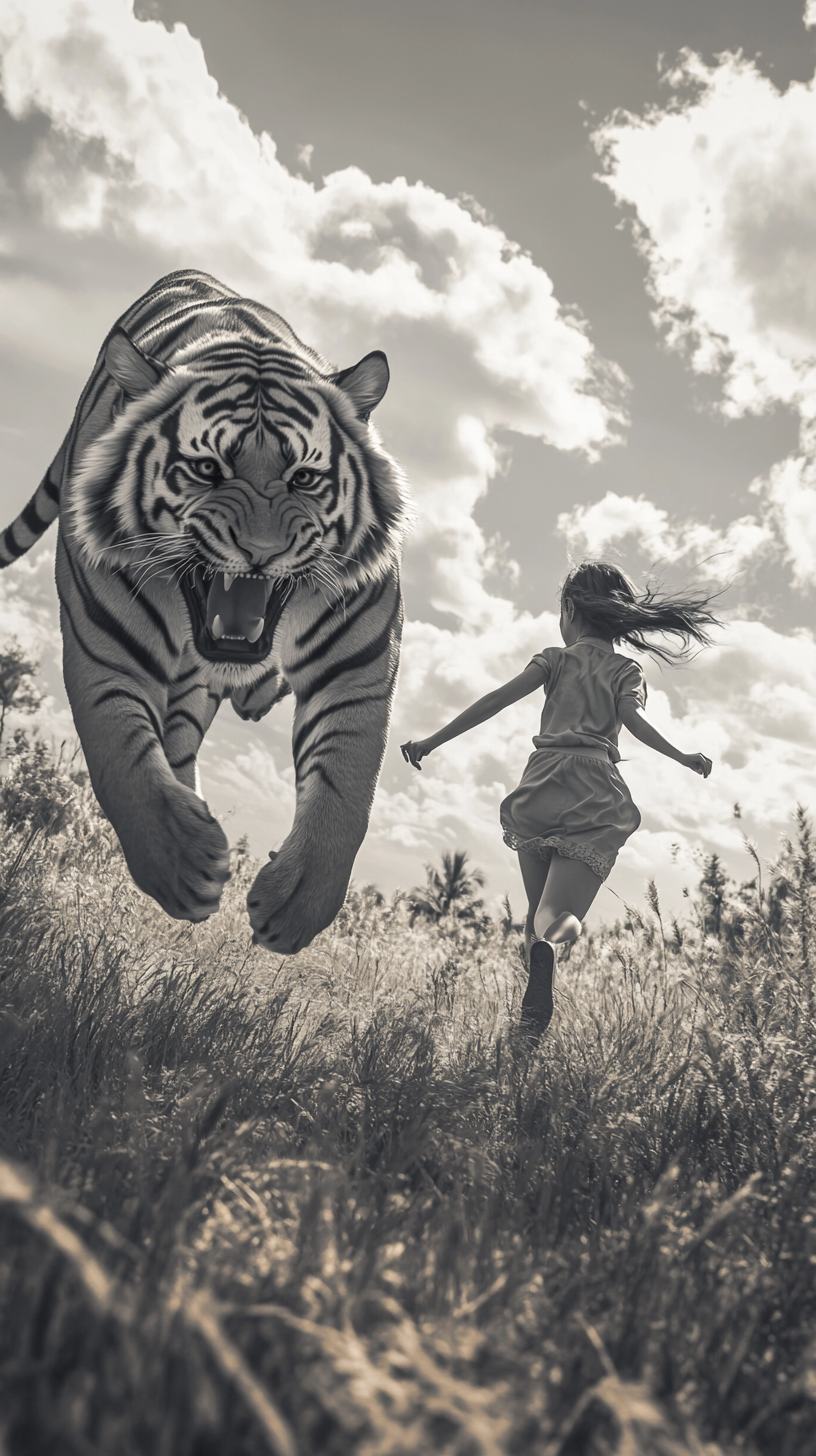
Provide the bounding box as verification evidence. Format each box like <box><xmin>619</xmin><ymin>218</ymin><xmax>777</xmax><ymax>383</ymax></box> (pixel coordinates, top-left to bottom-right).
<box><xmin>401</xmin><ymin>562</ymin><xmax>720</xmax><ymax>1035</ymax></box>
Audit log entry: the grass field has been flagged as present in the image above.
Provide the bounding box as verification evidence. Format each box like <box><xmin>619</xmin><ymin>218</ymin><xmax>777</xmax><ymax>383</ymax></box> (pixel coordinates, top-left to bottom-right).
<box><xmin>1</xmin><ymin>729</ymin><xmax>815</xmax><ymax>1455</ymax></box>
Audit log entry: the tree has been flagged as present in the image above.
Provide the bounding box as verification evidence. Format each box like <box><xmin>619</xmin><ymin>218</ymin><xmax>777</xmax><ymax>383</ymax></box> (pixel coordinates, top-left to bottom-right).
<box><xmin>1</xmin><ymin>731</ymin><xmax>76</xmax><ymax>836</ymax></box>
<box><xmin>0</xmin><ymin>640</ymin><xmax>41</xmax><ymax>749</ymax></box>
<box><xmin>409</xmin><ymin>849</ymin><xmax>486</xmax><ymax>926</ymax></box>
<box><xmin>699</xmin><ymin>853</ymin><xmax>729</xmax><ymax>937</ymax></box>
<box><xmin>767</xmin><ymin>805</ymin><xmax>816</xmax><ymax>967</ymax></box>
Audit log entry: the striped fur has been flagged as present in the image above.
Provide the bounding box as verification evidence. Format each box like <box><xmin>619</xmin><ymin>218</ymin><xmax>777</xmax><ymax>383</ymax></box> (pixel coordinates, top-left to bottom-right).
<box><xmin>0</xmin><ymin>447</ymin><xmax>63</xmax><ymax>566</ymax></box>
<box><xmin>2</xmin><ymin>271</ymin><xmax>409</xmax><ymax>951</ymax></box>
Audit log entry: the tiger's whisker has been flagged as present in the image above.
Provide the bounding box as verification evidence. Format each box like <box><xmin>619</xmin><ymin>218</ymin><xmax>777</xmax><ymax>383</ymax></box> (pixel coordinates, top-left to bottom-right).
<box><xmin>323</xmin><ymin>550</ymin><xmax>359</xmax><ymax>568</ymax></box>
<box><xmin>128</xmin><ymin>549</ymin><xmax>198</xmax><ymax>595</ymax></box>
<box><xmin>97</xmin><ymin>534</ymin><xmax>186</xmax><ymax>553</ymax></box>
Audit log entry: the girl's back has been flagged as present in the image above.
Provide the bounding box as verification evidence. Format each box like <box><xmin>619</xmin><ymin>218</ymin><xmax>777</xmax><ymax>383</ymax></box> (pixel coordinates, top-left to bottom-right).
<box><xmin>531</xmin><ymin>641</ymin><xmax>645</xmax><ymax>763</ymax></box>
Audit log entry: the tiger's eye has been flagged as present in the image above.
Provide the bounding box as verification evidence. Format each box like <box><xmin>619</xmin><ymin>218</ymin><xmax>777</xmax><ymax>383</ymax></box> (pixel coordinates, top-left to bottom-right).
<box><xmin>291</xmin><ymin>467</ymin><xmax>320</xmax><ymax>488</ymax></box>
<box><xmin>192</xmin><ymin>458</ymin><xmax>222</xmax><ymax>482</ymax></box>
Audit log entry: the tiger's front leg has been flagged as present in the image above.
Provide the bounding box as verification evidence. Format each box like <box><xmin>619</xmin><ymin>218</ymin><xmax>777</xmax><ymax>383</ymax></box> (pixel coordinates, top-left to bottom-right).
<box><xmin>247</xmin><ymin>572</ymin><xmax>403</xmax><ymax>953</ymax></box>
<box><xmin>57</xmin><ymin>544</ymin><xmax>230</xmax><ymax>920</ymax></box>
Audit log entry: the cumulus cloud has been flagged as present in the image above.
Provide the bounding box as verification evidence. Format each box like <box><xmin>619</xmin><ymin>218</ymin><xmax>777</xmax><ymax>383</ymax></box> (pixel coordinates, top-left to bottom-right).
<box><xmin>622</xmin><ymin>621</ymin><xmax>816</xmax><ymax>853</ymax></box>
<box><xmin>201</xmin><ymin>738</ymin><xmax>297</xmax><ymax>850</ymax></box>
<box><xmin>763</xmin><ymin>454</ymin><xmax>816</xmax><ymax>585</ymax></box>
<box><xmin>594</xmin><ymin>50</ymin><xmax>816</xmax><ymax>422</ymax></box>
<box><xmin>0</xmin><ymin>0</ymin><xmax>624</xmax><ymax>456</ymax></box>
<box><xmin>558</xmin><ymin>491</ymin><xmax>772</xmax><ymax>576</ymax></box>
<box><xmin>593</xmin><ymin>38</ymin><xmax>816</xmax><ymax>587</ymax></box>
<box><xmin>0</xmin><ymin>544</ymin><xmax>58</xmax><ymax>657</ymax></box>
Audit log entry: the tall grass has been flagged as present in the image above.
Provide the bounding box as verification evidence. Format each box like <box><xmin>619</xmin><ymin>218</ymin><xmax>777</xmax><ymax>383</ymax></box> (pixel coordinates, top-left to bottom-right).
<box><xmin>1</xmin><ymin>732</ymin><xmax>815</xmax><ymax>1454</ymax></box>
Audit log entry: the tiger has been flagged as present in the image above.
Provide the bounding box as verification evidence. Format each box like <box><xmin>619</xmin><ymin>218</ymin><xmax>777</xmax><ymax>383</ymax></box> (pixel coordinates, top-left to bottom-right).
<box><xmin>0</xmin><ymin>270</ymin><xmax>408</xmax><ymax>953</ymax></box>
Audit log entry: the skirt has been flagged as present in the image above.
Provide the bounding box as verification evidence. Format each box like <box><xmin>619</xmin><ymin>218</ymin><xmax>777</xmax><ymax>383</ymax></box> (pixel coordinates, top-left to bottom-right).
<box><xmin>500</xmin><ymin>746</ymin><xmax>641</xmax><ymax>882</ymax></box>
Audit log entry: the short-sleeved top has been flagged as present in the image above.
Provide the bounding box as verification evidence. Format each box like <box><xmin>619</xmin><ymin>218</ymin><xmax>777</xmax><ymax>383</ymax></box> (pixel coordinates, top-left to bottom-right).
<box><xmin>527</xmin><ymin>639</ymin><xmax>647</xmax><ymax>764</ymax></box>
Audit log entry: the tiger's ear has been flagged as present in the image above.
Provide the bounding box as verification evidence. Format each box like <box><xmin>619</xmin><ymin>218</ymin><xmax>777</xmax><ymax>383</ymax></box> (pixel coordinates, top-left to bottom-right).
<box><xmin>332</xmin><ymin>350</ymin><xmax>389</xmax><ymax>421</ymax></box>
<box><xmin>105</xmin><ymin>329</ymin><xmax>168</xmax><ymax>397</ymax></box>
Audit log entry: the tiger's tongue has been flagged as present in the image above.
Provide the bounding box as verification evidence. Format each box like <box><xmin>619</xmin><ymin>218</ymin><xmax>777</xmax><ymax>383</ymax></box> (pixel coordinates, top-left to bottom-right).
<box><xmin>206</xmin><ymin>573</ymin><xmax>272</xmax><ymax>642</ymax></box>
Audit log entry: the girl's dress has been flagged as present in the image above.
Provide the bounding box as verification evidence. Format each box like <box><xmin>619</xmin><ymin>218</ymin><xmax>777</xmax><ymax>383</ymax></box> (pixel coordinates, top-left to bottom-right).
<box><xmin>500</xmin><ymin>639</ymin><xmax>646</xmax><ymax>881</ymax></box>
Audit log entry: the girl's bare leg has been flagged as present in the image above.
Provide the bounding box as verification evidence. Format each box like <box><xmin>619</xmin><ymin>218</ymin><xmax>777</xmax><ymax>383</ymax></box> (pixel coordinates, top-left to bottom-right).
<box><xmin>533</xmin><ymin>852</ymin><xmax>602</xmax><ymax>942</ymax></box>
<box><xmin>516</xmin><ymin>852</ymin><xmax>603</xmax><ymax>1036</ymax></box>
<box><xmin>517</xmin><ymin>850</ymin><xmax>550</xmax><ymax>966</ymax></box>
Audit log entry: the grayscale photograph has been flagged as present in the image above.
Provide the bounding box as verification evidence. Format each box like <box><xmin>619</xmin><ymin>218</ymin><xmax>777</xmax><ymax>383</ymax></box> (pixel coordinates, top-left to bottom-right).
<box><xmin>0</xmin><ymin>1</ymin><xmax>813</xmax><ymax>1452</ymax></box>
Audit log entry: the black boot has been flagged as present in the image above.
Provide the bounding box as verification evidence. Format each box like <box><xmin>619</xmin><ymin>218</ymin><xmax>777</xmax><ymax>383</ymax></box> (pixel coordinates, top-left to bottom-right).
<box><xmin>520</xmin><ymin>939</ymin><xmax>555</xmax><ymax>1035</ymax></box>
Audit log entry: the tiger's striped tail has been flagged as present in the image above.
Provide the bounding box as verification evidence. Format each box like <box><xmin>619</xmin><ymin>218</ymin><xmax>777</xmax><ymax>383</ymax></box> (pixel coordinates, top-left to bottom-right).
<box><xmin>0</xmin><ymin>443</ymin><xmax>64</xmax><ymax>569</ymax></box>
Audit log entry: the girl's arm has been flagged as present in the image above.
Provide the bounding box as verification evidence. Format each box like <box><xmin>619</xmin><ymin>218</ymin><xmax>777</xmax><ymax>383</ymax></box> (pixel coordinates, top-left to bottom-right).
<box><xmin>401</xmin><ymin>662</ymin><xmax>545</xmax><ymax>770</ymax></box>
<box><xmin>619</xmin><ymin>702</ymin><xmax>712</xmax><ymax>778</ymax></box>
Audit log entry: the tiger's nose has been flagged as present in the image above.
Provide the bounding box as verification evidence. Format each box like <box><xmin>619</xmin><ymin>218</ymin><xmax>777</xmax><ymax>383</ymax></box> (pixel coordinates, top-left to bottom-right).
<box><xmin>242</xmin><ymin>539</ymin><xmax>277</xmax><ymax>567</ymax></box>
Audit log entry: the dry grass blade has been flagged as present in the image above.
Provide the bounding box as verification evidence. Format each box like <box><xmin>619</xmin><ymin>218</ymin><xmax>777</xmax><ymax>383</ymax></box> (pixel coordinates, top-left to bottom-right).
<box><xmin>544</xmin><ymin>1373</ymin><xmax>719</xmax><ymax>1456</ymax></box>
<box><xmin>682</xmin><ymin>1172</ymin><xmax>763</xmax><ymax>1256</ymax></box>
<box><xmin>185</xmin><ymin>1290</ymin><xmax>298</xmax><ymax>1456</ymax></box>
<box><xmin>0</xmin><ymin>1156</ymin><xmax>115</xmax><ymax>1315</ymax></box>
<box><xmin>222</xmin><ymin>1297</ymin><xmax>511</xmax><ymax>1455</ymax></box>
<box><xmin>543</xmin><ymin>1321</ymin><xmax>724</xmax><ymax>1456</ymax></box>
<box><xmin>453</xmin><ymin>1272</ymin><xmax>509</xmax><ymax>1319</ymax></box>
<box><xmin>219</xmin><ymin>1301</ymin><xmax>414</xmax><ymax>1404</ymax></box>
<box><xmin>219</xmin><ymin>1299</ymin><xmax>418</xmax><ymax>1452</ymax></box>
<box><xmin>388</xmin><ymin>1313</ymin><xmax>511</xmax><ymax>1455</ymax></box>
<box><xmin>0</xmin><ymin>1160</ymin><xmax>297</xmax><ymax>1455</ymax></box>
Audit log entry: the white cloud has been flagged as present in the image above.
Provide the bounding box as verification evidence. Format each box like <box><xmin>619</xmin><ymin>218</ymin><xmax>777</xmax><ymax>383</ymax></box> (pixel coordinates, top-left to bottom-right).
<box><xmin>296</xmin><ymin>143</ymin><xmax>314</xmax><ymax>172</ymax></box>
<box><xmin>763</xmin><ymin>454</ymin><xmax>816</xmax><ymax>587</ymax></box>
<box><xmin>593</xmin><ymin>41</ymin><xmax>816</xmax><ymax>588</ymax></box>
<box><xmin>201</xmin><ymin>738</ymin><xmax>297</xmax><ymax>849</ymax></box>
<box><xmin>0</xmin><ymin>543</ymin><xmax>60</xmax><ymax>658</ymax></box>
<box><xmin>558</xmin><ymin>491</ymin><xmax>772</xmax><ymax>576</ymax></box>
<box><xmin>595</xmin><ymin>50</ymin><xmax>816</xmax><ymax>423</ymax></box>
<box><xmin>0</xmin><ymin>0</ymin><xmax>624</xmax><ymax>458</ymax></box>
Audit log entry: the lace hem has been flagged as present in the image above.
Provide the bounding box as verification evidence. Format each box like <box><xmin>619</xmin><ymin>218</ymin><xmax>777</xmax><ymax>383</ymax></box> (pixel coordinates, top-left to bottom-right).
<box><xmin>501</xmin><ymin>827</ymin><xmax>612</xmax><ymax>882</ymax></box>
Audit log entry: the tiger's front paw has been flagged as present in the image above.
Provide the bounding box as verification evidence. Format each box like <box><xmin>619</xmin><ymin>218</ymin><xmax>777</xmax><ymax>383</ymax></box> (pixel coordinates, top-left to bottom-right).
<box><xmin>119</xmin><ymin>779</ymin><xmax>231</xmax><ymax>922</ymax></box>
<box><xmin>246</xmin><ymin>850</ymin><xmax>347</xmax><ymax>954</ymax></box>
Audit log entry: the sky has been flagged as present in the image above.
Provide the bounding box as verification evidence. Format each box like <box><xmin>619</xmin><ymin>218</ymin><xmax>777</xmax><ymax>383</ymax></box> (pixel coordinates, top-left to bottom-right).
<box><xmin>0</xmin><ymin>0</ymin><xmax>814</xmax><ymax>927</ymax></box>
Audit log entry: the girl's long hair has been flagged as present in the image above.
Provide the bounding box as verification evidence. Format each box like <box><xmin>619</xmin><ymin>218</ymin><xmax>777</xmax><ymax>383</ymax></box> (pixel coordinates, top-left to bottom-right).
<box><xmin>562</xmin><ymin>561</ymin><xmax>723</xmax><ymax>666</ymax></box>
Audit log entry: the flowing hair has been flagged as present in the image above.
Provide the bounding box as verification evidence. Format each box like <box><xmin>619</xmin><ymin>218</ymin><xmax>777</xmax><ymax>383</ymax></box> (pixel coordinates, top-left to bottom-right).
<box><xmin>562</xmin><ymin>561</ymin><xmax>724</xmax><ymax>666</ymax></box>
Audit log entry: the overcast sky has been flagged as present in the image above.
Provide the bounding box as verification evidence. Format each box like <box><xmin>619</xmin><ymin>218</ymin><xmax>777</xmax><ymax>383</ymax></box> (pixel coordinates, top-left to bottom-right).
<box><xmin>0</xmin><ymin>0</ymin><xmax>814</xmax><ymax>926</ymax></box>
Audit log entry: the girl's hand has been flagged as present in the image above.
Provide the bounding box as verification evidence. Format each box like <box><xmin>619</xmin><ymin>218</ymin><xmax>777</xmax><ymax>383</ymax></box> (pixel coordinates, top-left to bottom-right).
<box><xmin>683</xmin><ymin>752</ymin><xmax>712</xmax><ymax>778</ymax></box>
<box><xmin>401</xmin><ymin>739</ymin><xmax>433</xmax><ymax>771</ymax></box>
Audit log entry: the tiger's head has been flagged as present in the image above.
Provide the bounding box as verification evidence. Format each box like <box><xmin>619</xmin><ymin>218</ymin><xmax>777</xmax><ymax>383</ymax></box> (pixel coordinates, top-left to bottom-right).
<box><xmin>72</xmin><ymin>313</ymin><xmax>409</xmax><ymax>664</ymax></box>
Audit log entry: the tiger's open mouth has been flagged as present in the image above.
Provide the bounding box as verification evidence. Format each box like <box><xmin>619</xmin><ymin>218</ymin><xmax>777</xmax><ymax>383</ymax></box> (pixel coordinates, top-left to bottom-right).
<box><xmin>181</xmin><ymin>566</ymin><xmax>292</xmax><ymax>663</ymax></box>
